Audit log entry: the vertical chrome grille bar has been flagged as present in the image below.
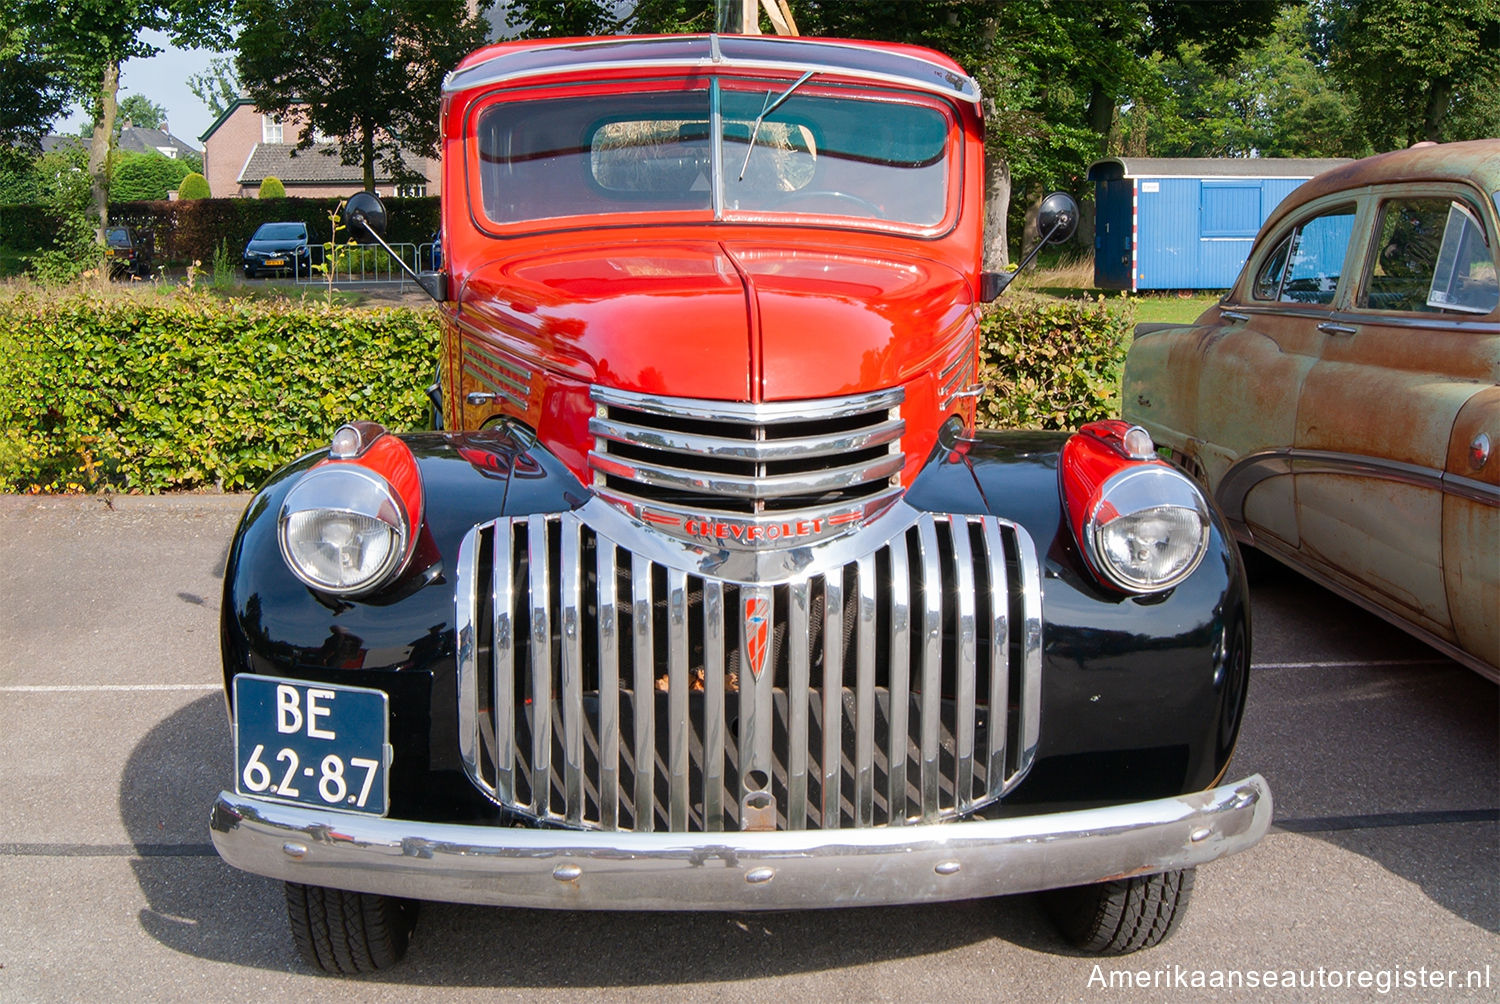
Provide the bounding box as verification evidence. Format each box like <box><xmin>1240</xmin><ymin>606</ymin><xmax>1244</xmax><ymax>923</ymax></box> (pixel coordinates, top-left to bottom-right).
<box><xmin>630</xmin><ymin>555</ymin><xmax>655</xmax><ymax>831</ymax></box>
<box><xmin>786</xmin><ymin>580</ymin><xmax>811</xmax><ymax>830</ymax></box>
<box><xmin>853</xmin><ymin>554</ymin><xmax>877</xmax><ymax>827</ymax></box>
<box><xmin>702</xmin><ymin>580</ymin><xmax>726</xmax><ymax>831</ymax></box>
<box><xmin>526</xmin><ymin>517</ymin><xmax>553</xmax><ymax>818</ymax></box>
<box><xmin>916</xmin><ymin>517</ymin><xmax>943</xmax><ymax>821</ymax></box>
<box><xmin>1015</xmin><ymin>525</ymin><xmax>1045</xmax><ymax>785</ymax></box>
<box><xmin>597</xmin><ymin>541</ymin><xmax>620</xmax><ymax>830</ymax></box>
<box><xmin>950</xmin><ymin>517</ymin><xmax>978</xmax><ymax>811</ymax></box>
<box><xmin>885</xmin><ymin>537</ymin><xmax>911</xmax><ymax>825</ymax></box>
<box><xmin>492</xmin><ymin>520</ymin><xmax>517</xmax><ymax>804</ymax></box>
<box><xmin>820</xmin><ymin>571</ymin><xmax>844</xmax><ymax>828</ymax></box>
<box><xmin>559</xmin><ymin>520</ymin><xmax>585</xmax><ymax>823</ymax></box>
<box><xmin>982</xmin><ymin>520</ymin><xmax>1010</xmax><ymax>790</ymax></box>
<box><xmin>666</xmin><ymin>568</ymin><xmax>690</xmax><ymax>831</ymax></box>
<box><xmin>454</xmin><ymin>523</ymin><xmax>483</xmax><ymax>795</ymax></box>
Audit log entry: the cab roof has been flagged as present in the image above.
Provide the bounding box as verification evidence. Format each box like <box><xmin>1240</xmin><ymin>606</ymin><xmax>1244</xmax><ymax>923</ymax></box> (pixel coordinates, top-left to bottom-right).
<box><xmin>446</xmin><ymin>34</ymin><xmax>981</xmax><ymax>105</ymax></box>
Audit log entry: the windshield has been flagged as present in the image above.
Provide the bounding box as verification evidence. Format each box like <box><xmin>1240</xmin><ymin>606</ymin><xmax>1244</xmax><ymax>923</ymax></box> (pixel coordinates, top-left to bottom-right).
<box><xmin>253</xmin><ymin>223</ymin><xmax>306</xmax><ymax>241</ymax></box>
<box><xmin>473</xmin><ymin>78</ymin><xmax>955</xmax><ymax>231</ymax></box>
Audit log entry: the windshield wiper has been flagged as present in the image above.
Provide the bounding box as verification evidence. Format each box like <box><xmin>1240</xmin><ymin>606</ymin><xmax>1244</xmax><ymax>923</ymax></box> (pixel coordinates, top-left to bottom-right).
<box><xmin>738</xmin><ymin>70</ymin><xmax>815</xmax><ymax>181</ymax></box>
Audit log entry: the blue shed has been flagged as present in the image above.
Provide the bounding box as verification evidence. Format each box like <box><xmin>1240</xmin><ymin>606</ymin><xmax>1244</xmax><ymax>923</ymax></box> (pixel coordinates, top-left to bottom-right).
<box><xmin>1088</xmin><ymin>157</ymin><xmax>1351</xmax><ymax>291</ymax></box>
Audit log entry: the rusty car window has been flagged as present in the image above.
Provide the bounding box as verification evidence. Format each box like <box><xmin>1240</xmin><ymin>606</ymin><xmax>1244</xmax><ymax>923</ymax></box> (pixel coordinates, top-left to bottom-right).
<box><xmin>1361</xmin><ymin>197</ymin><xmax>1498</xmax><ymax>315</ymax></box>
<box><xmin>1253</xmin><ymin>237</ymin><xmax>1292</xmax><ymax>300</ymax></box>
<box><xmin>1271</xmin><ymin>204</ymin><xmax>1357</xmax><ymax>305</ymax></box>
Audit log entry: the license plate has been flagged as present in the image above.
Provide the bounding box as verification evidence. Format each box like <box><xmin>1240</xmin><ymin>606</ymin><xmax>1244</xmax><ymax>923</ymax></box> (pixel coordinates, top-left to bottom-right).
<box><xmin>233</xmin><ymin>675</ymin><xmax>390</xmax><ymax>815</ymax></box>
<box><xmin>265</xmin><ymin>258</ymin><xmax>285</xmax><ymax>266</ymax></box>
<box><xmin>106</xmin><ymin>249</ymin><xmax>116</xmax><ymax>257</ymax></box>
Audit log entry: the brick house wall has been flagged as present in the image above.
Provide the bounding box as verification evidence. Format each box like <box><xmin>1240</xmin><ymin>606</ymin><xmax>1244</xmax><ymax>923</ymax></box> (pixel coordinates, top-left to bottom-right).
<box><xmin>201</xmin><ymin>99</ymin><xmax>440</xmax><ymax>199</ymax></box>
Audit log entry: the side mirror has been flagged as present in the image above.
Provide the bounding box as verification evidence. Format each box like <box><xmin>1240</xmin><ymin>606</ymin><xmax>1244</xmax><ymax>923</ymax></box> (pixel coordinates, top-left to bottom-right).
<box><xmin>337</xmin><ymin>191</ymin><xmax>449</xmax><ymax>302</ymax></box>
<box><xmin>343</xmin><ymin>191</ymin><xmax>388</xmax><ymax>239</ymax></box>
<box><xmin>979</xmin><ymin>190</ymin><xmax>1081</xmax><ymax>302</ymax></box>
<box><xmin>1037</xmin><ymin>191</ymin><xmax>1079</xmax><ymax>245</ymax></box>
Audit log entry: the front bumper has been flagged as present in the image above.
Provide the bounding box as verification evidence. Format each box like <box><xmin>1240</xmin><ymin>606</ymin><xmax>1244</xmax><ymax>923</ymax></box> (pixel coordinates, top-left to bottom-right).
<box><xmin>210</xmin><ymin>774</ymin><xmax>1271</xmax><ymax>911</ymax></box>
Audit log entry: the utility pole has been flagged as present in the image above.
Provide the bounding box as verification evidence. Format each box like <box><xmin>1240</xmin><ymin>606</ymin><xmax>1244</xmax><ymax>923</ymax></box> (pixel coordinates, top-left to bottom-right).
<box><xmin>715</xmin><ymin>0</ymin><xmax>799</xmax><ymax>36</ymax></box>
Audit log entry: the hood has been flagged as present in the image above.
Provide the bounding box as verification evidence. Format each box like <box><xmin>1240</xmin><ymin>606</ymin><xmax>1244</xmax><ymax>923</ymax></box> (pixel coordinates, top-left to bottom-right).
<box><xmin>460</xmin><ymin>238</ymin><xmax>974</xmax><ymax>402</ymax></box>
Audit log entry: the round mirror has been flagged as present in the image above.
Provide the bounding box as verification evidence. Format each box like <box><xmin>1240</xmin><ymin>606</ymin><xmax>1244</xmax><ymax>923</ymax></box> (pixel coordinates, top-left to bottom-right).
<box><xmin>1038</xmin><ymin>192</ymin><xmax>1079</xmax><ymax>245</ymax></box>
<box><xmin>344</xmin><ymin>191</ymin><xmax>388</xmax><ymax>238</ymax></box>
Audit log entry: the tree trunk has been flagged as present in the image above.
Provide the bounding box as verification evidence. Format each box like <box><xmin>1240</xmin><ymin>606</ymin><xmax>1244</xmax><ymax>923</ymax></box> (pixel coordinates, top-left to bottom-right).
<box><xmin>88</xmin><ymin>61</ymin><xmax>120</xmax><ymax>243</ymax></box>
<box><xmin>362</xmin><ymin>124</ymin><xmax>376</xmax><ymax>193</ymax></box>
<box><xmin>1423</xmin><ymin>79</ymin><xmax>1451</xmax><ymax>143</ymax></box>
<box><xmin>983</xmin><ymin>153</ymin><xmax>1011</xmax><ymax>271</ymax></box>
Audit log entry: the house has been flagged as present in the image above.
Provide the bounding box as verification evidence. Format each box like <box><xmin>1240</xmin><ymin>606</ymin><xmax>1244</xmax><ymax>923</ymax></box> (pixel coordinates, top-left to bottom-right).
<box><xmin>199</xmin><ymin>97</ymin><xmax>439</xmax><ymax>199</ymax></box>
<box><xmin>41</xmin><ymin>123</ymin><xmax>199</xmax><ymax>160</ymax></box>
<box><xmin>1088</xmin><ymin>157</ymin><xmax>1351</xmax><ymax>290</ymax></box>
<box><xmin>118</xmin><ymin>122</ymin><xmax>200</xmax><ymax>161</ymax></box>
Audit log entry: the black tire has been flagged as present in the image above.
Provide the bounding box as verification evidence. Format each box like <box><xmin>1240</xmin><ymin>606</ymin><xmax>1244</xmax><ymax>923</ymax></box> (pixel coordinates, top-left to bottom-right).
<box><xmin>284</xmin><ymin>881</ymin><xmax>419</xmax><ymax>974</ymax></box>
<box><xmin>1041</xmin><ymin>868</ymin><xmax>1195</xmax><ymax>954</ymax></box>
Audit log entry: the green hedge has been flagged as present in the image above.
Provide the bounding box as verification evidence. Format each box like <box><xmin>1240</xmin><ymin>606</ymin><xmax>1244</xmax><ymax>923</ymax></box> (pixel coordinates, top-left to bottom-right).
<box><xmin>978</xmin><ymin>294</ymin><xmax>1133</xmax><ymax>430</ymax></box>
<box><xmin>0</xmin><ymin>290</ymin><xmax>1127</xmax><ymax>494</ymax></box>
<box><xmin>0</xmin><ymin>293</ymin><xmax>439</xmax><ymax>493</ymax></box>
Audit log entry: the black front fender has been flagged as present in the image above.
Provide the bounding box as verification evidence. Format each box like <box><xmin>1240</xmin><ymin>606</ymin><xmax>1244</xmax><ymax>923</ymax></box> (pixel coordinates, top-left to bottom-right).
<box><xmin>908</xmin><ymin>430</ymin><xmax>1251</xmax><ymax>805</ymax></box>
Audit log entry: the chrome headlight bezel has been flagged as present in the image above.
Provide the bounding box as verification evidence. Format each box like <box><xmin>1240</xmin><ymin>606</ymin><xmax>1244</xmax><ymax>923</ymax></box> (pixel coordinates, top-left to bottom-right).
<box><xmin>277</xmin><ymin>465</ymin><xmax>412</xmax><ymax>596</ymax></box>
<box><xmin>1084</xmin><ymin>465</ymin><xmax>1211</xmax><ymax>593</ymax></box>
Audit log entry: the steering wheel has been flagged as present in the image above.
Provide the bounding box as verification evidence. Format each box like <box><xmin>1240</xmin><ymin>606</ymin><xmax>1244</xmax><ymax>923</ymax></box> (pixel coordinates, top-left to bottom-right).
<box><xmin>770</xmin><ymin>189</ymin><xmax>885</xmax><ymax>218</ymax></box>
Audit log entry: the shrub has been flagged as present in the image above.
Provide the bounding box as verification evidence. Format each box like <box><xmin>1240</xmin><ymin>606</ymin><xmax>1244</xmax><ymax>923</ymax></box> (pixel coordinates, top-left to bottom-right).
<box><xmin>112</xmin><ymin>151</ymin><xmax>192</xmax><ymax>201</ymax></box>
<box><xmin>26</xmin><ymin>147</ymin><xmax>99</xmax><ymax>284</ymax></box>
<box><xmin>977</xmin><ymin>294</ymin><xmax>1134</xmax><ymax>430</ymax></box>
<box><xmin>178</xmin><ymin>172</ymin><xmax>211</xmax><ymax>199</ymax></box>
<box><xmin>258</xmin><ymin>176</ymin><xmax>286</xmax><ymax>198</ymax></box>
<box><xmin>0</xmin><ymin>292</ymin><xmax>439</xmax><ymax>492</ymax></box>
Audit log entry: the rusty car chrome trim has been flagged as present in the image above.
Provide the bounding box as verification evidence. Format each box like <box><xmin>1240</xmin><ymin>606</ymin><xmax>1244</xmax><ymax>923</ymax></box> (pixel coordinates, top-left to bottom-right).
<box><xmin>210</xmin><ymin>774</ymin><xmax>1271</xmax><ymax>911</ymax></box>
<box><xmin>1216</xmin><ymin>448</ymin><xmax>1500</xmax><ymax>525</ymax></box>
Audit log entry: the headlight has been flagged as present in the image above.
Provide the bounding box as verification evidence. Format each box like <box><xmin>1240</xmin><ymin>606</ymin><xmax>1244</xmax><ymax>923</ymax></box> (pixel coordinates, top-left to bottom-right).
<box><xmin>1085</xmin><ymin>466</ymin><xmax>1210</xmax><ymax>592</ymax></box>
<box><xmin>278</xmin><ymin>465</ymin><xmax>410</xmax><ymax>595</ymax></box>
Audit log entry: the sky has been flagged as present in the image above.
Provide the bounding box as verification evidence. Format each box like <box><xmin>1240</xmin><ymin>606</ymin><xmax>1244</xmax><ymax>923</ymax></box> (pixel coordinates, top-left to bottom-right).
<box><xmin>56</xmin><ymin>31</ymin><xmax>222</xmax><ymax>150</ymax></box>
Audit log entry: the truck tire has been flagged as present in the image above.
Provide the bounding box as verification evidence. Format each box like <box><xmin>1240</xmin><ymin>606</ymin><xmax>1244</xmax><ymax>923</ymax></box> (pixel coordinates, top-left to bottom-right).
<box><xmin>284</xmin><ymin>881</ymin><xmax>419</xmax><ymax>974</ymax></box>
<box><xmin>1040</xmin><ymin>867</ymin><xmax>1195</xmax><ymax>954</ymax></box>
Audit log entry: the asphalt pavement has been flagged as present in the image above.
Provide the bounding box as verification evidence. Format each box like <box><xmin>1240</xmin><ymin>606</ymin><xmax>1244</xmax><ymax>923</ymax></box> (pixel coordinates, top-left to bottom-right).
<box><xmin>1</xmin><ymin>493</ymin><xmax>1495</xmax><ymax>1002</ymax></box>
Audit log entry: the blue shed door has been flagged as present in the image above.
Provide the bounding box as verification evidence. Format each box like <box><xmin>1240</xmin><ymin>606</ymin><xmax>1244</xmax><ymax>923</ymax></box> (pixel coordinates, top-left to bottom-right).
<box><xmin>1094</xmin><ymin>178</ymin><xmax>1134</xmax><ymax>289</ymax></box>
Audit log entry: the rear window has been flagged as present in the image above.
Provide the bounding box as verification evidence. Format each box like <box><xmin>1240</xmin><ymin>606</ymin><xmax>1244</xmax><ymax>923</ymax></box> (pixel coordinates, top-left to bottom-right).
<box><xmin>1360</xmin><ymin>197</ymin><xmax>1498</xmax><ymax>315</ymax></box>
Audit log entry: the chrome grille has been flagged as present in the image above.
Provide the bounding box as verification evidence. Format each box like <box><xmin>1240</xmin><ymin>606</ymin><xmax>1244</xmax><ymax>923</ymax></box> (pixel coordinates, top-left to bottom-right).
<box><xmin>455</xmin><ymin>509</ymin><xmax>1042</xmax><ymax>832</ymax></box>
<box><xmin>587</xmin><ymin>387</ymin><xmax>905</xmax><ymax>520</ymax></box>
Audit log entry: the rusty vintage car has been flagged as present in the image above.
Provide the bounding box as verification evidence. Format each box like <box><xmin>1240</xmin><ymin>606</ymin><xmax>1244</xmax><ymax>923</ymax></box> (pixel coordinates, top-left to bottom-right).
<box><xmin>209</xmin><ymin>34</ymin><xmax>1271</xmax><ymax>973</ymax></box>
<box><xmin>1125</xmin><ymin>140</ymin><xmax>1499</xmax><ymax>682</ymax></box>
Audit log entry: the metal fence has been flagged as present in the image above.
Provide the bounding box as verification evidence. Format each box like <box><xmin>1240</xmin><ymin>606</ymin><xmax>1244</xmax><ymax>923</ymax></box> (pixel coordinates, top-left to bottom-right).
<box><xmin>294</xmin><ymin>242</ymin><xmax>436</xmax><ymax>290</ymax></box>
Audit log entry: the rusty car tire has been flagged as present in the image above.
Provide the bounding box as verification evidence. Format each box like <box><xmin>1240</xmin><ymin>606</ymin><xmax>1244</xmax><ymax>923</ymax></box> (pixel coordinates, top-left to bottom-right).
<box><xmin>284</xmin><ymin>881</ymin><xmax>419</xmax><ymax>974</ymax></box>
<box><xmin>1039</xmin><ymin>867</ymin><xmax>1196</xmax><ymax>954</ymax></box>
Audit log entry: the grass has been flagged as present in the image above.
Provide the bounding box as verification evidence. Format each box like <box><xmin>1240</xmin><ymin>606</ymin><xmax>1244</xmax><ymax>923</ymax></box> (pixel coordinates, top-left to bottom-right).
<box><xmin>1018</xmin><ymin>253</ymin><xmax>1223</xmax><ymax>326</ymax></box>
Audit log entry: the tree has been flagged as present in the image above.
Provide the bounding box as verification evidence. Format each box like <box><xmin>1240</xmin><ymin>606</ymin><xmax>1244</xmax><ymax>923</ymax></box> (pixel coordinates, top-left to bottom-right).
<box><xmin>0</xmin><ymin>13</ymin><xmax>78</xmax><ymax>167</ymax></box>
<box><xmin>178</xmin><ymin>170</ymin><xmax>210</xmax><ymax>198</ymax></box>
<box><xmin>187</xmin><ymin>56</ymin><xmax>240</xmax><ymax>118</ymax></box>
<box><xmin>1321</xmin><ymin>0</ymin><xmax>1500</xmax><ymax>149</ymax></box>
<box><xmin>78</xmin><ymin>93</ymin><xmax>168</xmax><ymax>136</ymax></box>
<box><xmin>233</xmin><ymin>0</ymin><xmax>494</xmax><ymax>193</ymax></box>
<box><xmin>258</xmin><ymin>175</ymin><xmax>285</xmax><ymax>198</ymax></box>
<box><xmin>17</xmin><ymin>0</ymin><xmax>230</xmax><ymax>241</ymax></box>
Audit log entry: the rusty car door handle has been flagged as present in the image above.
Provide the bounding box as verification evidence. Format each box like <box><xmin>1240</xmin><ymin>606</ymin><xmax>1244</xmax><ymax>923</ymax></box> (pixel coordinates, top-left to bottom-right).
<box><xmin>1316</xmin><ymin>321</ymin><xmax>1358</xmax><ymax>336</ymax></box>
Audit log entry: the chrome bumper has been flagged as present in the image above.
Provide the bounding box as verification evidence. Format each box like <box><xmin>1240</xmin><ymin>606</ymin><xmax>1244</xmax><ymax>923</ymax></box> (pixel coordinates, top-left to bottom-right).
<box><xmin>210</xmin><ymin>774</ymin><xmax>1271</xmax><ymax>911</ymax></box>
